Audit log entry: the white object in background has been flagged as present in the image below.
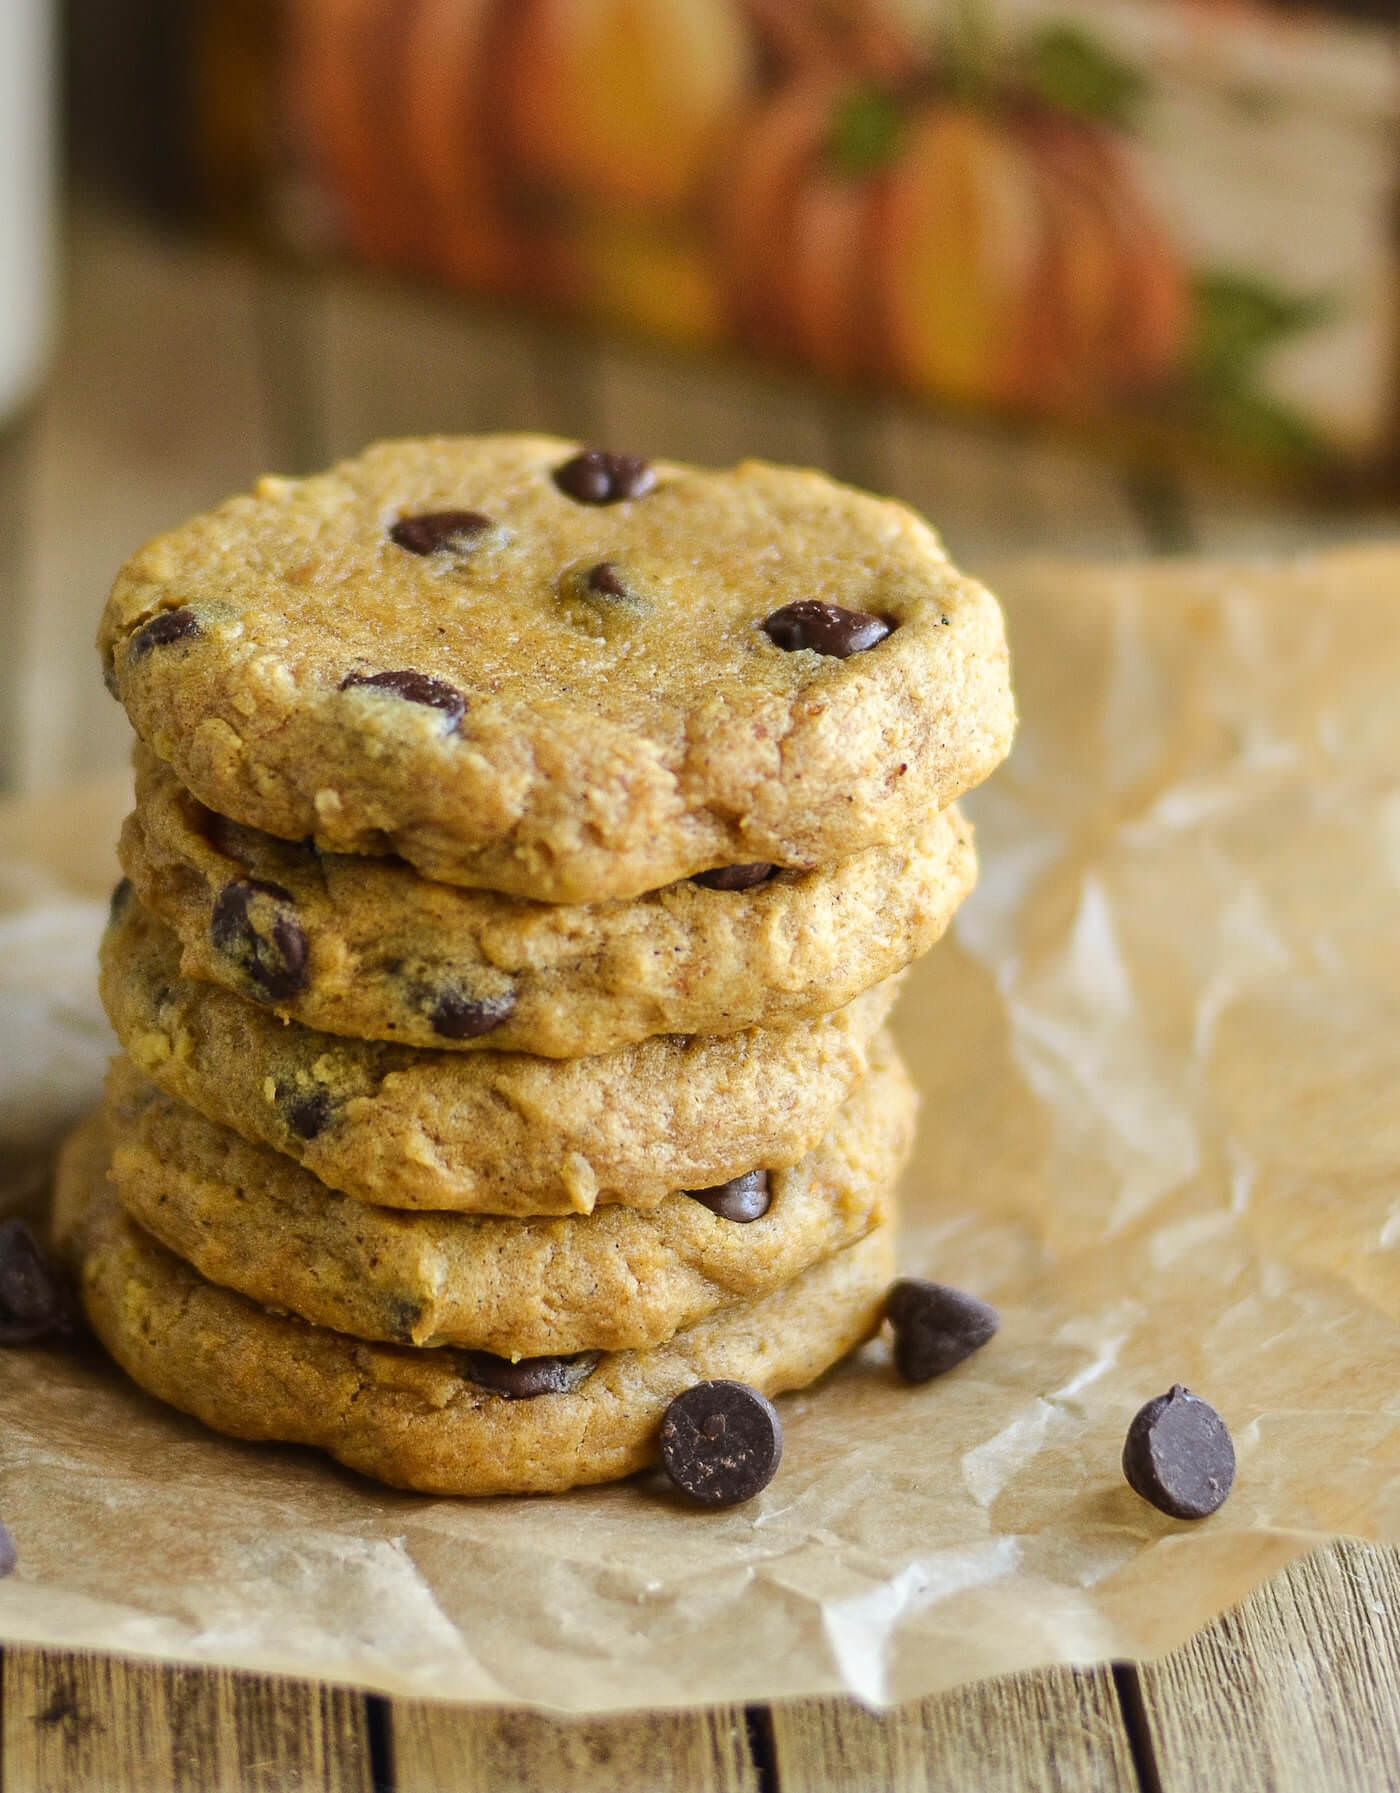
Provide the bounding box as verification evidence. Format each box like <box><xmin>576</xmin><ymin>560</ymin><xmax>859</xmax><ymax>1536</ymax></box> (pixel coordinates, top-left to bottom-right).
<box><xmin>0</xmin><ymin>0</ymin><xmax>55</xmax><ymax>421</ymax></box>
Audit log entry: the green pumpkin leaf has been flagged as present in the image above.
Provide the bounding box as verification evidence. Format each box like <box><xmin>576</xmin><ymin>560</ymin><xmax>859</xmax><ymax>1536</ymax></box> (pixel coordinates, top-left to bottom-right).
<box><xmin>828</xmin><ymin>88</ymin><xmax>906</xmax><ymax>180</ymax></box>
<box><xmin>1025</xmin><ymin>24</ymin><xmax>1146</xmax><ymax>128</ymax></box>
<box><xmin>1192</xmin><ymin>271</ymin><xmax>1335</xmax><ymax>386</ymax></box>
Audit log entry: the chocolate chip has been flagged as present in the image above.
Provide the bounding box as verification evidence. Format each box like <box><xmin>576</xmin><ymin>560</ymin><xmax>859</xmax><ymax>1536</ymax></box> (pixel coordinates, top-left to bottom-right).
<box><xmin>128</xmin><ymin>607</ymin><xmax>201</xmax><ymax>660</ymax></box>
<box><xmin>460</xmin><ymin>1349</ymin><xmax>600</xmax><ymax>1398</ymax></box>
<box><xmin>340</xmin><ymin>669</ymin><xmax>466</xmax><ymax>732</ymax></box>
<box><xmin>687</xmin><ymin>1170</ymin><xmax>771</xmax><ymax>1223</ymax></box>
<box><xmin>0</xmin><ymin>1219</ymin><xmax>74</xmax><ymax>1345</ymax></box>
<box><xmin>659</xmin><ymin>1380</ymin><xmax>782</xmax><ymax>1507</ymax></box>
<box><xmin>585</xmin><ymin>561</ymin><xmax>628</xmax><ymax>597</ymax></box>
<box><xmin>389</xmin><ymin>1298</ymin><xmax>426</xmax><ymax>1343</ymax></box>
<box><xmin>389</xmin><ymin>510</ymin><xmax>493</xmax><ymax>555</ymax></box>
<box><xmin>427</xmin><ymin>986</ymin><xmax>517</xmax><ymax>1041</ymax></box>
<box><xmin>1122</xmin><ymin>1385</ymin><xmax>1235</xmax><ymax>1520</ymax></box>
<box><xmin>691</xmin><ymin>863</ymin><xmax>778</xmax><ymax>892</ymax></box>
<box><xmin>886</xmin><ymin>1279</ymin><xmax>999</xmax><ymax>1383</ymax></box>
<box><xmin>0</xmin><ymin>1518</ymin><xmax>15</xmax><ymax>1577</ymax></box>
<box><xmin>553</xmin><ymin>450</ymin><xmax>655</xmax><ymax>505</ymax></box>
<box><xmin>762</xmin><ymin>601</ymin><xmax>892</xmax><ymax>659</ymax></box>
<box><xmin>279</xmin><ymin>1086</ymin><xmax>333</xmax><ymax>1141</ymax></box>
<box><xmin>108</xmin><ymin>877</ymin><xmax>134</xmax><ymax>922</ymax></box>
<box><xmin>210</xmin><ymin>878</ymin><xmax>309</xmax><ymax>1003</ymax></box>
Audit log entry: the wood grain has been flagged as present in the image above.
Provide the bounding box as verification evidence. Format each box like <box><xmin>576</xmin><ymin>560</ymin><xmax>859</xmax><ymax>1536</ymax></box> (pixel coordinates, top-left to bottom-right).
<box><xmin>389</xmin><ymin>1701</ymin><xmax>759</xmax><ymax>1793</ymax></box>
<box><xmin>1</xmin><ymin>1647</ymin><xmax>373</xmax><ymax>1792</ymax></box>
<box><xmin>1133</xmin><ymin>1540</ymin><xmax>1400</xmax><ymax>1793</ymax></box>
<box><xmin>767</xmin><ymin>1671</ymin><xmax>1139</xmax><ymax>1793</ymax></box>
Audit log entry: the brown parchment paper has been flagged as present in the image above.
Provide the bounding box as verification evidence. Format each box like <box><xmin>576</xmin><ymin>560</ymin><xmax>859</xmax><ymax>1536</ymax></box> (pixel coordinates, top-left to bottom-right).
<box><xmin>2</xmin><ymin>545</ymin><xmax>1399</xmax><ymax>1712</ymax></box>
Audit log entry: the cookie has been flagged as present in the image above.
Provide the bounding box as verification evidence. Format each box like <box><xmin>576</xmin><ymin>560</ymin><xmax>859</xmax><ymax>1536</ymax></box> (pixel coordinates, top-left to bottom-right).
<box><xmin>121</xmin><ymin>746</ymin><xmax>975</xmax><ymax>1056</ymax></box>
<box><xmin>101</xmin><ymin>894</ymin><xmax>901</xmax><ymax>1214</ymax></box>
<box><xmin>54</xmin><ymin>1113</ymin><xmax>894</xmax><ymax>1496</ymax></box>
<box><xmin>98</xmin><ymin>435</ymin><xmax>1014</xmax><ymax>902</ymax></box>
<box><xmin>105</xmin><ymin>1039</ymin><xmax>915</xmax><ymax>1353</ymax></box>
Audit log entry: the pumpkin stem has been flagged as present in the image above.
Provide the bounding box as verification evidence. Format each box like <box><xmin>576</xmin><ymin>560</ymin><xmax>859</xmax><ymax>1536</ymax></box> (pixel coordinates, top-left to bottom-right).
<box><xmin>944</xmin><ymin>0</ymin><xmax>1000</xmax><ymax>102</ymax></box>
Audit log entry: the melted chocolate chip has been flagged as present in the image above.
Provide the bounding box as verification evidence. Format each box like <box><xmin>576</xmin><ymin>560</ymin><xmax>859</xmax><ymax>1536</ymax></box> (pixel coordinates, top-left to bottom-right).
<box><xmin>389</xmin><ymin>509</ymin><xmax>493</xmax><ymax>555</ymax></box>
<box><xmin>691</xmin><ymin>863</ymin><xmax>778</xmax><ymax>892</ymax></box>
<box><xmin>460</xmin><ymin>1349</ymin><xmax>599</xmax><ymax>1398</ymax></box>
<box><xmin>660</xmin><ymin>1380</ymin><xmax>783</xmax><ymax>1507</ymax></box>
<box><xmin>886</xmin><ymin>1279</ymin><xmax>999</xmax><ymax>1383</ymax></box>
<box><xmin>1122</xmin><ymin>1386</ymin><xmax>1235</xmax><ymax>1520</ymax></box>
<box><xmin>585</xmin><ymin>561</ymin><xmax>628</xmax><ymax>598</ymax></box>
<box><xmin>389</xmin><ymin>1298</ymin><xmax>426</xmax><ymax>1343</ymax></box>
<box><xmin>210</xmin><ymin>878</ymin><xmax>309</xmax><ymax>1003</ymax></box>
<box><xmin>687</xmin><ymin>1170</ymin><xmax>771</xmax><ymax>1223</ymax></box>
<box><xmin>761</xmin><ymin>601</ymin><xmax>892</xmax><ymax>659</ymax></box>
<box><xmin>0</xmin><ymin>1219</ymin><xmax>74</xmax><ymax>1345</ymax></box>
<box><xmin>427</xmin><ymin>986</ymin><xmax>518</xmax><ymax>1041</ymax></box>
<box><xmin>129</xmin><ymin>607</ymin><xmax>201</xmax><ymax>660</ymax></box>
<box><xmin>108</xmin><ymin>877</ymin><xmax>134</xmax><ymax>923</ymax></box>
<box><xmin>0</xmin><ymin>1518</ymin><xmax>14</xmax><ymax>1577</ymax></box>
<box><xmin>280</xmin><ymin>1086</ymin><xmax>333</xmax><ymax>1141</ymax></box>
<box><xmin>340</xmin><ymin>669</ymin><xmax>466</xmax><ymax>731</ymax></box>
<box><xmin>553</xmin><ymin>450</ymin><xmax>655</xmax><ymax>505</ymax></box>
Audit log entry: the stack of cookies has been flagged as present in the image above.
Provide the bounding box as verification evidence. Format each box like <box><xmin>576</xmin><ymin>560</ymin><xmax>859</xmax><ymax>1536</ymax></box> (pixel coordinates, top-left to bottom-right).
<box><xmin>55</xmin><ymin>436</ymin><xmax>1014</xmax><ymax>1500</ymax></box>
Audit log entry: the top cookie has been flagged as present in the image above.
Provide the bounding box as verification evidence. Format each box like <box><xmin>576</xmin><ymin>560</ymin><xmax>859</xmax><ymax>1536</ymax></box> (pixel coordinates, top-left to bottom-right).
<box><xmin>99</xmin><ymin>435</ymin><xmax>1015</xmax><ymax>902</ymax></box>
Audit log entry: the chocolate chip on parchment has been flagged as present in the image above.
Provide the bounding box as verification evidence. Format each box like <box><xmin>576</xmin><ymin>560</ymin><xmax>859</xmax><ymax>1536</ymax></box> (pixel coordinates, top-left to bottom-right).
<box><xmin>210</xmin><ymin>878</ymin><xmax>309</xmax><ymax>1003</ymax></box>
<box><xmin>660</xmin><ymin>1380</ymin><xmax>782</xmax><ymax>1507</ymax></box>
<box><xmin>687</xmin><ymin>1170</ymin><xmax>771</xmax><ymax>1223</ymax></box>
<box><xmin>0</xmin><ymin>1219</ymin><xmax>74</xmax><ymax>1345</ymax></box>
<box><xmin>553</xmin><ymin>450</ymin><xmax>655</xmax><ymax>505</ymax></box>
<box><xmin>339</xmin><ymin>669</ymin><xmax>466</xmax><ymax>732</ymax></box>
<box><xmin>278</xmin><ymin>1085</ymin><xmax>334</xmax><ymax>1141</ymax></box>
<box><xmin>1122</xmin><ymin>1385</ymin><xmax>1235</xmax><ymax>1520</ymax></box>
<box><xmin>0</xmin><ymin>1518</ymin><xmax>15</xmax><ymax>1577</ymax></box>
<box><xmin>691</xmin><ymin>863</ymin><xmax>778</xmax><ymax>892</ymax></box>
<box><xmin>460</xmin><ymin>1350</ymin><xmax>600</xmax><ymax>1398</ymax></box>
<box><xmin>427</xmin><ymin>986</ymin><xmax>518</xmax><ymax>1041</ymax></box>
<box><xmin>886</xmin><ymin>1279</ymin><xmax>999</xmax><ymax>1383</ymax></box>
<box><xmin>389</xmin><ymin>509</ymin><xmax>493</xmax><ymax>556</ymax></box>
<box><xmin>761</xmin><ymin>601</ymin><xmax>892</xmax><ymax>659</ymax></box>
<box><xmin>129</xmin><ymin>607</ymin><xmax>201</xmax><ymax>660</ymax></box>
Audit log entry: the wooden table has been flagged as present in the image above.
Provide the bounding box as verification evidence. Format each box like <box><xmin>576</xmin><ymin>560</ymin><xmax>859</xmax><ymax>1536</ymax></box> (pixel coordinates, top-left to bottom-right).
<box><xmin>1</xmin><ymin>207</ymin><xmax>1398</xmax><ymax>1792</ymax></box>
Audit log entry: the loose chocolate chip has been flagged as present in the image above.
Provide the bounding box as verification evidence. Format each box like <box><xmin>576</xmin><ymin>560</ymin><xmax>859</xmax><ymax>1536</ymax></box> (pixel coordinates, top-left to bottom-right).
<box><xmin>886</xmin><ymin>1279</ymin><xmax>999</xmax><ymax>1383</ymax></box>
<box><xmin>0</xmin><ymin>1219</ymin><xmax>74</xmax><ymax>1345</ymax></box>
<box><xmin>553</xmin><ymin>450</ymin><xmax>656</xmax><ymax>505</ymax></box>
<box><xmin>1122</xmin><ymin>1385</ymin><xmax>1235</xmax><ymax>1520</ymax></box>
<box><xmin>586</xmin><ymin>561</ymin><xmax>632</xmax><ymax>599</ymax></box>
<box><xmin>0</xmin><ymin>1518</ymin><xmax>15</xmax><ymax>1577</ymax></box>
<box><xmin>280</xmin><ymin>1086</ymin><xmax>333</xmax><ymax>1141</ymax></box>
<box><xmin>210</xmin><ymin>878</ymin><xmax>309</xmax><ymax>1003</ymax></box>
<box><xmin>340</xmin><ymin>669</ymin><xmax>466</xmax><ymax>732</ymax></box>
<box><xmin>660</xmin><ymin>1380</ymin><xmax>783</xmax><ymax>1507</ymax></box>
<box><xmin>129</xmin><ymin>607</ymin><xmax>201</xmax><ymax>660</ymax></box>
<box><xmin>389</xmin><ymin>509</ymin><xmax>493</xmax><ymax>555</ymax></box>
<box><xmin>427</xmin><ymin>986</ymin><xmax>517</xmax><ymax>1041</ymax></box>
<box><xmin>691</xmin><ymin>863</ymin><xmax>778</xmax><ymax>892</ymax></box>
<box><xmin>108</xmin><ymin>877</ymin><xmax>134</xmax><ymax>922</ymax></box>
<box><xmin>761</xmin><ymin>601</ymin><xmax>892</xmax><ymax>659</ymax></box>
<box><xmin>687</xmin><ymin>1170</ymin><xmax>771</xmax><ymax>1223</ymax></box>
<box><xmin>460</xmin><ymin>1349</ymin><xmax>600</xmax><ymax>1398</ymax></box>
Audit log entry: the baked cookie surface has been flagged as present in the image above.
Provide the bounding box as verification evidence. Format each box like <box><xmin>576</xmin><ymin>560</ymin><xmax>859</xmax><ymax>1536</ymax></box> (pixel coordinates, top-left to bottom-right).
<box><xmin>101</xmin><ymin>893</ymin><xmax>900</xmax><ymax>1214</ymax></box>
<box><xmin>98</xmin><ymin>435</ymin><xmax>1014</xmax><ymax>902</ymax></box>
<box><xmin>54</xmin><ymin>1113</ymin><xmax>894</xmax><ymax>1496</ymax></box>
<box><xmin>122</xmin><ymin>747</ymin><xmax>975</xmax><ymax>1056</ymax></box>
<box><xmin>105</xmin><ymin>1040</ymin><xmax>914</xmax><ymax>1354</ymax></box>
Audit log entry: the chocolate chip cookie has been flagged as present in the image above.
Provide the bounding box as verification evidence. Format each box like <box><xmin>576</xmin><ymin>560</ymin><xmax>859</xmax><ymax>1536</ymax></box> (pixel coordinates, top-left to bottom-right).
<box><xmin>54</xmin><ymin>1112</ymin><xmax>894</xmax><ymax>1496</ymax></box>
<box><xmin>121</xmin><ymin>746</ymin><xmax>975</xmax><ymax>1056</ymax></box>
<box><xmin>102</xmin><ymin>895</ymin><xmax>901</xmax><ymax>1214</ymax></box>
<box><xmin>105</xmin><ymin>1038</ymin><xmax>914</xmax><ymax>1354</ymax></box>
<box><xmin>99</xmin><ymin>435</ymin><xmax>1014</xmax><ymax>902</ymax></box>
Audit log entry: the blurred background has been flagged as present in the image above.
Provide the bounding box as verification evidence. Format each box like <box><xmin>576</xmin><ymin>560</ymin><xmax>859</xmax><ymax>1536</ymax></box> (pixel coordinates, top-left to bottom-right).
<box><xmin>2</xmin><ymin>0</ymin><xmax>1398</xmax><ymax>796</ymax></box>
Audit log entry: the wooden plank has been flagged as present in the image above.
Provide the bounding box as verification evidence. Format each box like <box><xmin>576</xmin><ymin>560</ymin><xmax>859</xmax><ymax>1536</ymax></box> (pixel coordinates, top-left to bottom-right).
<box><xmin>1133</xmin><ymin>1540</ymin><xmax>1400</xmax><ymax>1793</ymax></box>
<box><xmin>390</xmin><ymin>1700</ymin><xmax>759</xmax><ymax>1793</ymax></box>
<box><xmin>769</xmin><ymin>1670</ymin><xmax>1140</xmax><ymax>1793</ymax></box>
<box><xmin>18</xmin><ymin>207</ymin><xmax>276</xmax><ymax>793</ymax></box>
<box><xmin>1</xmin><ymin>1647</ymin><xmax>373</xmax><ymax>1793</ymax></box>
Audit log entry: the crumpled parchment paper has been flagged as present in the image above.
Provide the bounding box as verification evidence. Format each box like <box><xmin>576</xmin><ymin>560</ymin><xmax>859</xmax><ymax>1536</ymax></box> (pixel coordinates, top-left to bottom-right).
<box><xmin>1</xmin><ymin>546</ymin><xmax>1398</xmax><ymax>1712</ymax></box>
